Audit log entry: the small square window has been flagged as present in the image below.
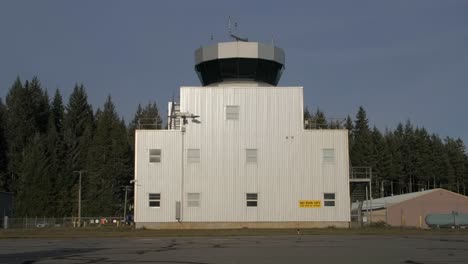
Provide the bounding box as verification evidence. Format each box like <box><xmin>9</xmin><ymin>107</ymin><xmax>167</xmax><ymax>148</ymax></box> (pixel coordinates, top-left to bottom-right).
<box><xmin>149</xmin><ymin>149</ymin><xmax>161</xmax><ymax>163</ymax></box>
<box><xmin>149</xmin><ymin>193</ymin><xmax>161</xmax><ymax>207</ymax></box>
<box><xmin>246</xmin><ymin>201</ymin><xmax>257</xmax><ymax>207</ymax></box>
<box><xmin>149</xmin><ymin>201</ymin><xmax>160</xmax><ymax>207</ymax></box>
<box><xmin>322</xmin><ymin>148</ymin><xmax>335</xmax><ymax>163</ymax></box>
<box><xmin>324</xmin><ymin>192</ymin><xmax>335</xmax><ymax>207</ymax></box>
<box><xmin>226</xmin><ymin>105</ymin><xmax>239</xmax><ymax>120</ymax></box>
<box><xmin>246</xmin><ymin>193</ymin><xmax>258</xmax><ymax>207</ymax></box>
<box><xmin>187</xmin><ymin>149</ymin><xmax>200</xmax><ymax>163</ymax></box>
<box><xmin>187</xmin><ymin>193</ymin><xmax>200</xmax><ymax>207</ymax></box>
<box><xmin>246</xmin><ymin>149</ymin><xmax>257</xmax><ymax>163</ymax></box>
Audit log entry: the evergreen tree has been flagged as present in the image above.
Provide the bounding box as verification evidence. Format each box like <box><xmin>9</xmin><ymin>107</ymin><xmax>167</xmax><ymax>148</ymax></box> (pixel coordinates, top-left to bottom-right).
<box><xmin>5</xmin><ymin>77</ymin><xmax>27</xmax><ymax>193</ymax></box>
<box><xmin>401</xmin><ymin>120</ymin><xmax>416</xmax><ymax>192</ymax></box>
<box><xmin>345</xmin><ymin>115</ymin><xmax>353</xmax><ymax>131</ymax></box>
<box><xmin>0</xmin><ymin>98</ymin><xmax>8</xmax><ymax>191</ymax></box>
<box><xmin>329</xmin><ymin>120</ymin><xmax>341</xmax><ymax>129</ymax></box>
<box><xmin>16</xmin><ymin>134</ymin><xmax>50</xmax><ymax>217</ymax></box>
<box><xmin>345</xmin><ymin>115</ymin><xmax>354</xmax><ymax>149</ymax></box>
<box><xmin>304</xmin><ymin>107</ymin><xmax>312</xmax><ymax>129</ymax></box>
<box><xmin>412</xmin><ymin>127</ymin><xmax>432</xmax><ymax>190</ymax></box>
<box><xmin>454</xmin><ymin>138</ymin><xmax>466</xmax><ymax>193</ymax></box>
<box><xmin>27</xmin><ymin>77</ymin><xmax>50</xmax><ymax>134</ymax></box>
<box><xmin>385</xmin><ymin>129</ymin><xmax>404</xmax><ymax>194</ymax></box>
<box><xmin>51</xmin><ymin>89</ymin><xmax>65</xmax><ymax>134</ymax></box>
<box><xmin>84</xmin><ymin>96</ymin><xmax>131</xmax><ymax>216</ymax></box>
<box><xmin>464</xmin><ymin>154</ymin><xmax>468</xmax><ymax>195</ymax></box>
<box><xmin>5</xmin><ymin>77</ymin><xmax>49</xmax><ymax>195</ymax></box>
<box><xmin>429</xmin><ymin>134</ymin><xmax>452</xmax><ymax>190</ymax></box>
<box><xmin>371</xmin><ymin>127</ymin><xmax>392</xmax><ymax>197</ymax></box>
<box><xmin>41</xmin><ymin>91</ymin><xmax>67</xmax><ymax>216</ymax></box>
<box><xmin>128</xmin><ymin>102</ymin><xmax>162</xmax><ymax>151</ymax></box>
<box><xmin>445</xmin><ymin>137</ymin><xmax>465</xmax><ymax>192</ymax></box>
<box><xmin>315</xmin><ymin>108</ymin><xmax>328</xmax><ymax>129</ymax></box>
<box><xmin>46</xmin><ymin>90</ymin><xmax>67</xmax><ymax>215</ymax></box>
<box><xmin>393</xmin><ymin>123</ymin><xmax>406</xmax><ymax>193</ymax></box>
<box><xmin>351</xmin><ymin>106</ymin><xmax>373</xmax><ymax>167</ymax></box>
<box><xmin>61</xmin><ymin>84</ymin><xmax>94</xmax><ymax>216</ymax></box>
<box><xmin>64</xmin><ymin>84</ymin><xmax>94</xmax><ymax>171</ymax></box>
<box><xmin>129</xmin><ymin>102</ymin><xmax>162</xmax><ymax>130</ymax></box>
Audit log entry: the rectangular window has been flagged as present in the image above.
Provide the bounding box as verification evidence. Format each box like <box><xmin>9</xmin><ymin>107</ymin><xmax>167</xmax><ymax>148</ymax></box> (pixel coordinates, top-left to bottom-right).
<box><xmin>324</xmin><ymin>193</ymin><xmax>335</xmax><ymax>207</ymax></box>
<box><xmin>246</xmin><ymin>193</ymin><xmax>258</xmax><ymax>207</ymax></box>
<box><xmin>246</xmin><ymin>149</ymin><xmax>257</xmax><ymax>163</ymax></box>
<box><xmin>149</xmin><ymin>149</ymin><xmax>161</xmax><ymax>163</ymax></box>
<box><xmin>226</xmin><ymin>105</ymin><xmax>239</xmax><ymax>120</ymax></box>
<box><xmin>187</xmin><ymin>149</ymin><xmax>200</xmax><ymax>163</ymax></box>
<box><xmin>187</xmin><ymin>193</ymin><xmax>200</xmax><ymax>207</ymax></box>
<box><xmin>322</xmin><ymin>148</ymin><xmax>335</xmax><ymax>163</ymax></box>
<box><xmin>149</xmin><ymin>193</ymin><xmax>161</xmax><ymax>207</ymax></box>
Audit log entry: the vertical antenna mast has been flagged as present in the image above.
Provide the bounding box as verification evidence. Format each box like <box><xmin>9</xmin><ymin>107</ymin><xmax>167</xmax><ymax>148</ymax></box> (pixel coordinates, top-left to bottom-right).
<box><xmin>227</xmin><ymin>16</ymin><xmax>248</xmax><ymax>42</ymax></box>
<box><xmin>228</xmin><ymin>16</ymin><xmax>232</xmax><ymax>36</ymax></box>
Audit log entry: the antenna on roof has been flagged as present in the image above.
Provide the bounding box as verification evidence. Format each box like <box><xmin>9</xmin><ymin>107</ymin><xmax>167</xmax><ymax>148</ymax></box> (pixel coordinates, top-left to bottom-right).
<box><xmin>227</xmin><ymin>16</ymin><xmax>248</xmax><ymax>42</ymax></box>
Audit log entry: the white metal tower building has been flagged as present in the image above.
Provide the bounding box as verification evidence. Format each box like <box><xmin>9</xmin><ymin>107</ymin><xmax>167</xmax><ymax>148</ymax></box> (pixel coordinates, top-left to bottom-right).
<box><xmin>134</xmin><ymin>41</ymin><xmax>350</xmax><ymax>229</ymax></box>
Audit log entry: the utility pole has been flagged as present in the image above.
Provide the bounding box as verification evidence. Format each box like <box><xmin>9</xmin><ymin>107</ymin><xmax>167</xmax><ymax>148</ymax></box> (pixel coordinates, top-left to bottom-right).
<box><xmin>369</xmin><ymin>167</ymin><xmax>373</xmax><ymax>224</ymax></box>
<box><xmin>73</xmin><ymin>171</ymin><xmax>86</xmax><ymax>227</ymax></box>
<box><xmin>123</xmin><ymin>185</ymin><xmax>131</xmax><ymax>221</ymax></box>
<box><xmin>381</xmin><ymin>181</ymin><xmax>385</xmax><ymax>198</ymax></box>
<box><xmin>173</xmin><ymin>112</ymin><xmax>200</xmax><ymax>222</ymax></box>
<box><xmin>409</xmin><ymin>175</ymin><xmax>412</xmax><ymax>193</ymax></box>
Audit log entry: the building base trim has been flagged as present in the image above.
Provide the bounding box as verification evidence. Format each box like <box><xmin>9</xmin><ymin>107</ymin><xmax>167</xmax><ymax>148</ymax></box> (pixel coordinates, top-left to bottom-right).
<box><xmin>135</xmin><ymin>221</ymin><xmax>350</xmax><ymax>229</ymax></box>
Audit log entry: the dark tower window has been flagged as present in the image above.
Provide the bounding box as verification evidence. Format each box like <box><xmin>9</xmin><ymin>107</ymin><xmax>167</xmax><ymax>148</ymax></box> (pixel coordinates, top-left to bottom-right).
<box><xmin>195</xmin><ymin>58</ymin><xmax>284</xmax><ymax>86</ymax></box>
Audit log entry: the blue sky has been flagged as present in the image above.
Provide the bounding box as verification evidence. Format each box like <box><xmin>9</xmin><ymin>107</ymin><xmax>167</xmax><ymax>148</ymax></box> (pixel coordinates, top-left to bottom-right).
<box><xmin>0</xmin><ymin>0</ymin><xmax>467</xmax><ymax>144</ymax></box>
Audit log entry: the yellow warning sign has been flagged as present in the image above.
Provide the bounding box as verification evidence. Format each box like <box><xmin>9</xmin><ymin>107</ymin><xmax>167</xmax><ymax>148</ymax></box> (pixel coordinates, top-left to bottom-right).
<box><xmin>299</xmin><ymin>200</ymin><xmax>321</xmax><ymax>208</ymax></box>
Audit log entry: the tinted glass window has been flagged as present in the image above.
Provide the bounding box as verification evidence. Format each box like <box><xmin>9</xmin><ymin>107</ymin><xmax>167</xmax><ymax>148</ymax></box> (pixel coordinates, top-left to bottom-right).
<box><xmin>195</xmin><ymin>58</ymin><xmax>283</xmax><ymax>86</ymax></box>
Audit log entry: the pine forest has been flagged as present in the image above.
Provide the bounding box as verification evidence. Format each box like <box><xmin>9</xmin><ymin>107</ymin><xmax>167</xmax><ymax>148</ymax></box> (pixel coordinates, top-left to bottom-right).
<box><xmin>0</xmin><ymin>77</ymin><xmax>466</xmax><ymax>217</ymax></box>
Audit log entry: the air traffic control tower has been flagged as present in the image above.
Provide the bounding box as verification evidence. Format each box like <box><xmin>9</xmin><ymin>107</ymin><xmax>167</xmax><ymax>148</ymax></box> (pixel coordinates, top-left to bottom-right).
<box><xmin>194</xmin><ymin>41</ymin><xmax>285</xmax><ymax>86</ymax></box>
<box><xmin>134</xmin><ymin>38</ymin><xmax>350</xmax><ymax>229</ymax></box>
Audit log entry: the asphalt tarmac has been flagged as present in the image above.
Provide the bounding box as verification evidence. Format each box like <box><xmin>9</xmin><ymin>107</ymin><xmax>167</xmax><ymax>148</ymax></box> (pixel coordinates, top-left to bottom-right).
<box><xmin>0</xmin><ymin>235</ymin><xmax>467</xmax><ymax>264</ymax></box>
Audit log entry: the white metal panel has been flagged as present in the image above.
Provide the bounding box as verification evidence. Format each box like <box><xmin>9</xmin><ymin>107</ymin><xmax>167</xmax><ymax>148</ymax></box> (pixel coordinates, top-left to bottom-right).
<box><xmin>218</xmin><ymin>42</ymin><xmax>258</xmax><ymax>59</ymax></box>
<box><xmin>237</xmin><ymin>42</ymin><xmax>258</xmax><ymax>58</ymax></box>
<box><xmin>135</xmin><ymin>86</ymin><xmax>350</xmax><ymax>224</ymax></box>
<box><xmin>195</xmin><ymin>42</ymin><xmax>285</xmax><ymax>65</ymax></box>
<box><xmin>134</xmin><ymin>130</ymin><xmax>182</xmax><ymax>223</ymax></box>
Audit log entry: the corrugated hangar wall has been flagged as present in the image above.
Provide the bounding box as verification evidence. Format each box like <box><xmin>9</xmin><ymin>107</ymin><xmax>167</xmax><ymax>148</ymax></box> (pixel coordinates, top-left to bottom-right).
<box><xmin>135</xmin><ymin>86</ymin><xmax>350</xmax><ymax>226</ymax></box>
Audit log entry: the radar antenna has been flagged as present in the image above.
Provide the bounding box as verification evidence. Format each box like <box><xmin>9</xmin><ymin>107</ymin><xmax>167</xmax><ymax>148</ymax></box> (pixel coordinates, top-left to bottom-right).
<box><xmin>227</xmin><ymin>16</ymin><xmax>248</xmax><ymax>42</ymax></box>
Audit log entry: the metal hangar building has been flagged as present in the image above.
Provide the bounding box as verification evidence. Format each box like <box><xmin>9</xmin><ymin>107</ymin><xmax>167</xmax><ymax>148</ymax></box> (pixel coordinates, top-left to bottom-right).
<box><xmin>134</xmin><ymin>40</ymin><xmax>351</xmax><ymax>229</ymax></box>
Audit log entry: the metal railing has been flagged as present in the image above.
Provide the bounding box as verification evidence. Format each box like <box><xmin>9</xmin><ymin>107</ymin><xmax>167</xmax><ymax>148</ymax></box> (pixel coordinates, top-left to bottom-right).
<box><xmin>137</xmin><ymin>118</ymin><xmax>163</xmax><ymax>129</ymax></box>
<box><xmin>350</xmin><ymin>167</ymin><xmax>372</xmax><ymax>180</ymax></box>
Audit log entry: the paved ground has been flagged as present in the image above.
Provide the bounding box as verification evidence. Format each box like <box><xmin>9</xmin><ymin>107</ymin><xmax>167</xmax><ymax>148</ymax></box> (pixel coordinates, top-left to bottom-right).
<box><xmin>0</xmin><ymin>235</ymin><xmax>467</xmax><ymax>264</ymax></box>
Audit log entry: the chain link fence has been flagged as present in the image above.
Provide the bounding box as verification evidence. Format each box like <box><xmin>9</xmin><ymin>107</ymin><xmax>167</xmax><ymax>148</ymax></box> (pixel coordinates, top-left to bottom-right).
<box><xmin>1</xmin><ymin>216</ymin><xmax>130</xmax><ymax>229</ymax></box>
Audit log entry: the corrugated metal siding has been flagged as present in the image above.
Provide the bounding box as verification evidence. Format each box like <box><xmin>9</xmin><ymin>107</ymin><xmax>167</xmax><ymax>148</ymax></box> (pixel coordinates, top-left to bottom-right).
<box><xmin>134</xmin><ymin>131</ymin><xmax>182</xmax><ymax>223</ymax></box>
<box><xmin>351</xmin><ymin>189</ymin><xmax>439</xmax><ymax>211</ymax></box>
<box><xmin>135</xmin><ymin>86</ymin><xmax>350</xmax><ymax>223</ymax></box>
